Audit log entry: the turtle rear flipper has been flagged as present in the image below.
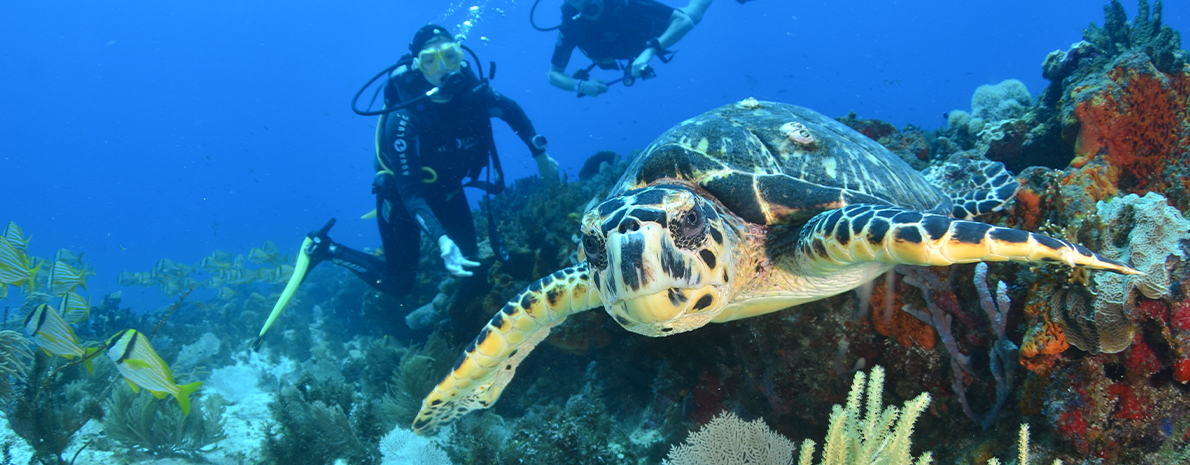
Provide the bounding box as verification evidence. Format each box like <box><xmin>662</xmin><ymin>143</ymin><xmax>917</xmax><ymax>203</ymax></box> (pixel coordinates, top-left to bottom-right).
<box><xmin>798</xmin><ymin>204</ymin><xmax>1140</xmax><ymax>275</ymax></box>
<box><xmin>412</xmin><ymin>264</ymin><xmax>603</xmax><ymax>436</ymax></box>
<box><xmin>925</xmin><ymin>159</ymin><xmax>1020</xmax><ymax>220</ymax></box>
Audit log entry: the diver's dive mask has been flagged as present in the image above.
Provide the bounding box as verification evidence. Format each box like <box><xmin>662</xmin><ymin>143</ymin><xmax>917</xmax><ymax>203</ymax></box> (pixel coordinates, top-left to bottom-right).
<box><xmin>416</xmin><ymin>42</ymin><xmax>463</xmax><ymax>77</ymax></box>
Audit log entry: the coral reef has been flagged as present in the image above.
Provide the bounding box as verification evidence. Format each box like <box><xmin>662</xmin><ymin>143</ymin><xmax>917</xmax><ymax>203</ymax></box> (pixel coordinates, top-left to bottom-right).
<box><xmin>263</xmin><ymin>371</ymin><xmax>384</xmax><ymax>464</ymax></box>
<box><xmin>837</xmin><ymin>112</ymin><xmax>931</xmax><ymax>169</ymax></box>
<box><xmin>0</xmin><ymin>330</ymin><xmax>31</xmax><ymax>404</ymax></box>
<box><xmin>5</xmin><ymin>351</ymin><xmax>108</xmax><ymax>464</ymax></box>
<box><xmin>971</xmin><ymin>79</ymin><xmax>1033</xmax><ymax>122</ymax></box>
<box><xmin>102</xmin><ymin>384</ymin><xmax>227</xmax><ymax>457</ymax></box>
<box><xmin>378</xmin><ymin>425</ymin><xmax>452</xmax><ymax>465</ymax></box>
<box><xmin>379</xmin><ymin>332</ymin><xmax>458</xmax><ymax>429</ymax></box>
<box><xmin>662</xmin><ymin>411</ymin><xmax>795</xmax><ymax>465</ymax></box>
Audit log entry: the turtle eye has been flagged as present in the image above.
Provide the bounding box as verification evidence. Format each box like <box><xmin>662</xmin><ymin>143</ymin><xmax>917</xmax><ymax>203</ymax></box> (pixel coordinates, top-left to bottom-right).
<box><xmin>673</xmin><ymin>204</ymin><xmax>707</xmax><ymax>249</ymax></box>
<box><xmin>582</xmin><ymin>233</ymin><xmax>608</xmax><ymax>269</ymax></box>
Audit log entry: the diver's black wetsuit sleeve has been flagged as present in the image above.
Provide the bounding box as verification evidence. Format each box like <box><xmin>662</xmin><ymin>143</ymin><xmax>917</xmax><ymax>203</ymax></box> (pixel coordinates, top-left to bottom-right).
<box><xmin>485</xmin><ymin>89</ymin><xmax>546</xmax><ymax>157</ymax></box>
<box><xmin>380</xmin><ymin>110</ymin><xmax>447</xmax><ymax>241</ymax></box>
<box><xmin>550</xmin><ymin>30</ymin><xmax>579</xmax><ymax>70</ymax></box>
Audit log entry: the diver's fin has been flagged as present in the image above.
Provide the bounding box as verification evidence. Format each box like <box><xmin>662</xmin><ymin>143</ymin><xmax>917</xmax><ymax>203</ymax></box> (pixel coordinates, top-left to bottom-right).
<box><xmin>255</xmin><ymin>219</ymin><xmax>339</xmax><ymax>350</ymax></box>
<box><xmin>175</xmin><ymin>381</ymin><xmax>202</xmax><ymax>415</ymax></box>
<box><xmin>253</xmin><ymin>236</ymin><xmax>312</xmax><ymax>351</ymax></box>
<box><xmin>361</xmin><ymin>209</ymin><xmax>377</xmax><ymax>219</ymax></box>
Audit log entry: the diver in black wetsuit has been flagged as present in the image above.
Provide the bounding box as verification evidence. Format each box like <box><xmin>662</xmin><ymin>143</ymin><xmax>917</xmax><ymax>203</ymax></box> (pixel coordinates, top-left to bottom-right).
<box><xmin>548</xmin><ymin>0</ymin><xmax>713</xmax><ymax>97</ymax></box>
<box><xmin>310</xmin><ymin>25</ymin><xmax>560</xmax><ymax>297</ymax></box>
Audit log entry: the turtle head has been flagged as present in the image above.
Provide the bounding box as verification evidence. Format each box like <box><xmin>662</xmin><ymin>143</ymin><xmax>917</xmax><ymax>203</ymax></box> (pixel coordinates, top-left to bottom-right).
<box><xmin>580</xmin><ymin>185</ymin><xmax>736</xmax><ymax>337</ymax></box>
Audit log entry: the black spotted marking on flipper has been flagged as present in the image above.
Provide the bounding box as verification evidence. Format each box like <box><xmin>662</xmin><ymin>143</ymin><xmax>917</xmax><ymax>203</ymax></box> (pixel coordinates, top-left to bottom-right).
<box><xmin>941</xmin><ymin>161</ymin><xmax>1020</xmax><ymax>220</ymax></box>
<box><xmin>798</xmin><ymin>204</ymin><xmax>1141</xmax><ymax>275</ymax></box>
<box><xmin>411</xmin><ymin>263</ymin><xmax>603</xmax><ymax>436</ymax></box>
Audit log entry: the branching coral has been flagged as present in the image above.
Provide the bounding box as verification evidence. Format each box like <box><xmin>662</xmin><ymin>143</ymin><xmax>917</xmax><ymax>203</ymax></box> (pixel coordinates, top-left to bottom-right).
<box><xmin>380</xmin><ymin>331</ymin><xmax>458</xmax><ymax>430</ymax></box>
<box><xmin>662</xmin><ymin>411</ymin><xmax>795</xmax><ymax>465</ymax></box>
<box><xmin>796</xmin><ymin>366</ymin><xmax>932</xmax><ymax>465</ymax></box>
<box><xmin>102</xmin><ymin>383</ymin><xmax>228</xmax><ymax>457</ymax></box>
<box><xmin>899</xmin><ymin>265</ymin><xmax>1018</xmax><ymax>430</ymax></box>
<box><xmin>264</xmin><ymin>372</ymin><xmax>383</xmax><ymax>465</ymax></box>
<box><xmin>0</xmin><ymin>330</ymin><xmax>32</xmax><ymax>404</ymax></box>
<box><xmin>6</xmin><ymin>351</ymin><xmax>107</xmax><ymax>464</ymax></box>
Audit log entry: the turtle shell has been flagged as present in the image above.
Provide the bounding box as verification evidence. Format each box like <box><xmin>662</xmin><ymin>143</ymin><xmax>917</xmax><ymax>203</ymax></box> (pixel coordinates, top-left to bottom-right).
<box><xmin>613</xmin><ymin>100</ymin><xmax>952</xmax><ymax>225</ymax></box>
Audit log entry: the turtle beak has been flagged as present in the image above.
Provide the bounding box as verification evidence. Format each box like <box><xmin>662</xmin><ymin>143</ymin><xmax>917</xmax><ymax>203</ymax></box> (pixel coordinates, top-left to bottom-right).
<box><xmin>598</xmin><ymin>223</ymin><xmax>723</xmax><ymax>336</ymax></box>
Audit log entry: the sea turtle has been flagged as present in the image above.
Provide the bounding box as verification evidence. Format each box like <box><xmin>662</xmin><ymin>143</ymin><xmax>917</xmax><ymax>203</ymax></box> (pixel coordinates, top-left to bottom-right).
<box><xmin>411</xmin><ymin>100</ymin><xmax>1138</xmax><ymax>434</ymax></box>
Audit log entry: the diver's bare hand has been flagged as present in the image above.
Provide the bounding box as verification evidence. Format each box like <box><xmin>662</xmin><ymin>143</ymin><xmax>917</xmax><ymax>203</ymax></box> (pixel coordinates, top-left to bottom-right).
<box><xmin>577</xmin><ymin>79</ymin><xmax>608</xmax><ymax>97</ymax></box>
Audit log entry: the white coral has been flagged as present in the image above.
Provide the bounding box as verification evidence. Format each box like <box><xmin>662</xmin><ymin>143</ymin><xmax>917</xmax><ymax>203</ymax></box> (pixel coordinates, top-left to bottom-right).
<box><xmin>379</xmin><ymin>426</ymin><xmax>453</xmax><ymax>465</ymax></box>
<box><xmin>663</xmin><ymin>411</ymin><xmax>796</xmax><ymax>465</ymax></box>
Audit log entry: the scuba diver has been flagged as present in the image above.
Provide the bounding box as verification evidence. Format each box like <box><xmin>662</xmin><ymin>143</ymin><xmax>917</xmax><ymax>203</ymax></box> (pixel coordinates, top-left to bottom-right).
<box><xmin>254</xmin><ymin>25</ymin><xmax>557</xmax><ymax>348</ymax></box>
<box><xmin>307</xmin><ymin>25</ymin><xmax>559</xmax><ymax>297</ymax></box>
<box><xmin>545</xmin><ymin>0</ymin><xmax>713</xmax><ymax>97</ymax></box>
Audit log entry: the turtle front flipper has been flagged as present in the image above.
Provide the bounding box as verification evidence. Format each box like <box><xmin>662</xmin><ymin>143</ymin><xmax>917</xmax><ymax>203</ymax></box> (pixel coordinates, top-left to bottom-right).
<box><xmin>936</xmin><ymin>160</ymin><xmax>1020</xmax><ymax>220</ymax></box>
<box><xmin>412</xmin><ymin>263</ymin><xmax>603</xmax><ymax>435</ymax></box>
<box><xmin>799</xmin><ymin>204</ymin><xmax>1140</xmax><ymax>275</ymax></box>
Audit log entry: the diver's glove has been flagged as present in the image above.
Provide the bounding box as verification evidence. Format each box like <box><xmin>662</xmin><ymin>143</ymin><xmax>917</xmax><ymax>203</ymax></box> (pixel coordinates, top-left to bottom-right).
<box><xmin>439</xmin><ymin>235</ymin><xmax>480</xmax><ymax>277</ymax></box>
<box><xmin>576</xmin><ymin>79</ymin><xmax>608</xmax><ymax>97</ymax></box>
<box><xmin>535</xmin><ymin>152</ymin><xmax>560</xmax><ymax>185</ymax></box>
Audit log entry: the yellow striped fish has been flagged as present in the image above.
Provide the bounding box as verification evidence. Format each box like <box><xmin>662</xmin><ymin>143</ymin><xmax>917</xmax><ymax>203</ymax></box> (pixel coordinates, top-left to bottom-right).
<box><xmin>60</xmin><ymin>291</ymin><xmax>91</xmax><ymax>324</ymax></box>
<box><xmin>48</xmin><ymin>260</ymin><xmax>87</xmax><ymax>296</ymax></box>
<box><xmin>54</xmin><ymin>249</ymin><xmax>85</xmax><ymax>267</ymax></box>
<box><xmin>106</xmin><ymin>329</ymin><xmax>202</xmax><ymax>415</ymax></box>
<box><xmin>3</xmin><ymin>222</ymin><xmax>28</xmax><ymax>251</ymax></box>
<box><xmin>23</xmin><ymin>303</ymin><xmax>96</xmax><ymax>374</ymax></box>
<box><xmin>0</xmin><ymin>237</ymin><xmax>34</xmax><ymax>286</ymax></box>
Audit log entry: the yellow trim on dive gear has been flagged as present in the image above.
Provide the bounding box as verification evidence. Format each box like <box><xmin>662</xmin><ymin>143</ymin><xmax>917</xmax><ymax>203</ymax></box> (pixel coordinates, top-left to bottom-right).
<box><xmin>253</xmin><ymin>236</ymin><xmax>314</xmax><ymax>350</ymax></box>
<box><xmin>422</xmin><ymin>166</ymin><xmax>438</xmax><ymax>184</ymax></box>
<box><xmin>375</xmin><ymin>114</ymin><xmax>395</xmax><ymax>176</ymax></box>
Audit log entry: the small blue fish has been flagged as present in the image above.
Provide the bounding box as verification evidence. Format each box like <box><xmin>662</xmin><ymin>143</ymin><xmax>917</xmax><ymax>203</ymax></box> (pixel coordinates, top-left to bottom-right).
<box><xmin>106</xmin><ymin>329</ymin><xmax>202</xmax><ymax>415</ymax></box>
<box><xmin>23</xmin><ymin>303</ymin><xmax>96</xmax><ymax>374</ymax></box>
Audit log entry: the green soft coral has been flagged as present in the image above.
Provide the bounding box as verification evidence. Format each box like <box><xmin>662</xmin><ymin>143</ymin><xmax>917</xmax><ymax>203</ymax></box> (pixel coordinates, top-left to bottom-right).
<box><xmin>102</xmin><ymin>383</ymin><xmax>227</xmax><ymax>457</ymax></box>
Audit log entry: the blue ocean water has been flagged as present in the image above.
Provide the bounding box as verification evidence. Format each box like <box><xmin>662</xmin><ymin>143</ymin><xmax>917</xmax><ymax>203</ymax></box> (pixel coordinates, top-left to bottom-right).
<box><xmin>2</xmin><ymin>0</ymin><xmax>1187</xmax><ymax>312</ymax></box>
